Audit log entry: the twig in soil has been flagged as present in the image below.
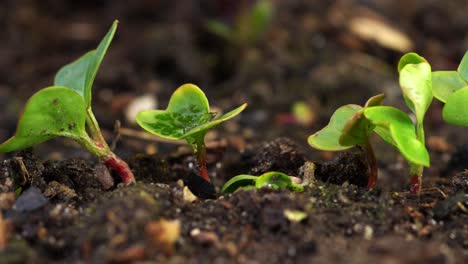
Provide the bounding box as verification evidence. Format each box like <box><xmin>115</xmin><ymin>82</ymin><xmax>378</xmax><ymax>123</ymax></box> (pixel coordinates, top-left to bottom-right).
<box><xmin>394</xmin><ymin>187</ymin><xmax>468</xmax><ymax>214</ymax></box>
<box><xmin>119</xmin><ymin>127</ymin><xmax>228</xmax><ymax>150</ymax></box>
<box><xmin>0</xmin><ymin>213</ymin><xmax>10</xmax><ymax>250</ymax></box>
<box><xmin>12</xmin><ymin>157</ymin><xmax>31</xmax><ymax>186</ymax></box>
<box><xmin>110</xmin><ymin>120</ymin><xmax>122</xmax><ymax>151</ymax></box>
<box><xmin>119</xmin><ymin>127</ymin><xmax>185</xmax><ymax>145</ymax></box>
<box><xmin>394</xmin><ymin>187</ymin><xmax>447</xmax><ymax>198</ymax></box>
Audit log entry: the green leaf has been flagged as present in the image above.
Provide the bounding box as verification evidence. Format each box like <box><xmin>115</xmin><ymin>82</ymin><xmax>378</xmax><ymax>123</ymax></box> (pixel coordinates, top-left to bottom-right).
<box><xmin>432</xmin><ymin>71</ymin><xmax>467</xmax><ymax>103</ymax></box>
<box><xmin>166</xmin><ymin>83</ymin><xmax>210</xmax><ymax>117</ymax></box>
<box><xmin>364</xmin><ymin>93</ymin><xmax>385</xmax><ymax>107</ymax></box>
<box><xmin>136</xmin><ymin>84</ymin><xmax>247</xmax><ymax>140</ymax></box>
<box><xmin>457</xmin><ymin>51</ymin><xmax>468</xmax><ymax>82</ymax></box>
<box><xmin>256</xmin><ymin>172</ymin><xmax>304</xmax><ymax>192</ymax></box>
<box><xmin>183</xmin><ymin>103</ymin><xmax>247</xmax><ymax>139</ymax></box>
<box><xmin>54</xmin><ymin>51</ymin><xmax>94</xmax><ymax>101</ymax></box>
<box><xmin>340</xmin><ymin>94</ymin><xmax>385</xmax><ymax>146</ymax></box>
<box><xmin>398</xmin><ymin>52</ymin><xmax>427</xmax><ymax>72</ymax></box>
<box><xmin>442</xmin><ymin>86</ymin><xmax>468</xmax><ymax>126</ymax></box>
<box><xmin>0</xmin><ymin>87</ymin><xmax>87</xmax><ymax>152</ymax></box>
<box><xmin>54</xmin><ymin>20</ymin><xmax>118</xmax><ymax>107</ymax></box>
<box><xmin>221</xmin><ymin>175</ymin><xmax>258</xmax><ymax>193</ymax></box>
<box><xmin>399</xmin><ymin>58</ymin><xmax>433</xmax><ymax>124</ymax></box>
<box><xmin>373</xmin><ymin>126</ymin><xmax>396</xmax><ymax>147</ymax></box>
<box><xmin>364</xmin><ymin>106</ymin><xmax>430</xmax><ymax>166</ymax></box>
<box><xmin>308</xmin><ymin>105</ymin><xmax>362</xmax><ymax>151</ymax></box>
<box><xmin>222</xmin><ymin>172</ymin><xmax>304</xmax><ymax>193</ymax></box>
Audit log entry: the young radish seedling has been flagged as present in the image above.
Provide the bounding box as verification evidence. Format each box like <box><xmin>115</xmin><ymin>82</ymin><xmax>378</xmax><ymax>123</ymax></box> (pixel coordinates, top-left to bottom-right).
<box><xmin>393</xmin><ymin>52</ymin><xmax>433</xmax><ymax>193</ymax></box>
<box><xmin>221</xmin><ymin>171</ymin><xmax>304</xmax><ymax>193</ymax></box>
<box><xmin>309</xmin><ymin>53</ymin><xmax>432</xmax><ymax>194</ymax></box>
<box><xmin>136</xmin><ymin>84</ymin><xmax>247</xmax><ymax>182</ymax></box>
<box><xmin>308</xmin><ymin>94</ymin><xmax>386</xmax><ymax>189</ymax></box>
<box><xmin>432</xmin><ymin>51</ymin><xmax>468</xmax><ymax>126</ymax></box>
<box><xmin>0</xmin><ymin>20</ymin><xmax>135</xmax><ymax>185</ymax></box>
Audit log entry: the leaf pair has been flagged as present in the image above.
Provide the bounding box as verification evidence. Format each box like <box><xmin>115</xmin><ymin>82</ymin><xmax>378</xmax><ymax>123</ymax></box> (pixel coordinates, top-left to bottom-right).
<box><xmin>432</xmin><ymin>52</ymin><xmax>468</xmax><ymax>126</ymax></box>
<box><xmin>221</xmin><ymin>172</ymin><xmax>304</xmax><ymax>193</ymax></box>
<box><xmin>136</xmin><ymin>84</ymin><xmax>247</xmax><ymax>146</ymax></box>
<box><xmin>0</xmin><ymin>21</ymin><xmax>118</xmax><ymax>153</ymax></box>
<box><xmin>308</xmin><ymin>93</ymin><xmax>429</xmax><ymax>168</ymax></box>
<box><xmin>308</xmin><ymin>94</ymin><xmax>384</xmax><ymax>151</ymax></box>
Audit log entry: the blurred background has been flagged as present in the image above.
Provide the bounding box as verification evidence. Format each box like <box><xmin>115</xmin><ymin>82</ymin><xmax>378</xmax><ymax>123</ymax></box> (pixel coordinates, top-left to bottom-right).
<box><xmin>0</xmin><ymin>0</ymin><xmax>467</xmax><ymax>161</ymax></box>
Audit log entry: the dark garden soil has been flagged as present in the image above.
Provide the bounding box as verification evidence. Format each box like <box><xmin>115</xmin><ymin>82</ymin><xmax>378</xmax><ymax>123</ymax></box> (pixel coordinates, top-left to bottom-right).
<box><xmin>0</xmin><ymin>1</ymin><xmax>467</xmax><ymax>263</ymax></box>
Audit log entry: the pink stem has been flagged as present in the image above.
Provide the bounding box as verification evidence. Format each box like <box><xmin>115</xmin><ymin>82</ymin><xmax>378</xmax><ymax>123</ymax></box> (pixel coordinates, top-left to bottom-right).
<box><xmin>196</xmin><ymin>145</ymin><xmax>210</xmax><ymax>182</ymax></box>
<box><xmin>364</xmin><ymin>140</ymin><xmax>378</xmax><ymax>189</ymax></box>
<box><xmin>104</xmin><ymin>154</ymin><xmax>135</xmax><ymax>185</ymax></box>
<box><xmin>198</xmin><ymin>158</ymin><xmax>210</xmax><ymax>182</ymax></box>
<box><xmin>410</xmin><ymin>174</ymin><xmax>422</xmax><ymax>195</ymax></box>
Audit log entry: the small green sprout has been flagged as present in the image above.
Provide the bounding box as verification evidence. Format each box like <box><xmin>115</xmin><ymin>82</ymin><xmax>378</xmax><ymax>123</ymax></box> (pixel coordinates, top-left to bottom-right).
<box><xmin>0</xmin><ymin>20</ymin><xmax>135</xmax><ymax>185</ymax></box>
<box><xmin>308</xmin><ymin>94</ymin><xmax>386</xmax><ymax>189</ymax></box>
<box><xmin>136</xmin><ymin>84</ymin><xmax>247</xmax><ymax>182</ymax></box>
<box><xmin>396</xmin><ymin>52</ymin><xmax>433</xmax><ymax>193</ymax></box>
<box><xmin>205</xmin><ymin>0</ymin><xmax>274</xmax><ymax>47</ymax></box>
<box><xmin>432</xmin><ymin>51</ymin><xmax>468</xmax><ymax>126</ymax></box>
<box><xmin>308</xmin><ymin>53</ymin><xmax>433</xmax><ymax>194</ymax></box>
<box><xmin>221</xmin><ymin>172</ymin><xmax>304</xmax><ymax>193</ymax></box>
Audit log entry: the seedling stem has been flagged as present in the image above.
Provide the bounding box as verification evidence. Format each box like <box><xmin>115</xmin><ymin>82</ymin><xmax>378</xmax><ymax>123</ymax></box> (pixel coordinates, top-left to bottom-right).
<box><xmin>191</xmin><ymin>136</ymin><xmax>210</xmax><ymax>182</ymax></box>
<box><xmin>364</xmin><ymin>138</ymin><xmax>378</xmax><ymax>189</ymax></box>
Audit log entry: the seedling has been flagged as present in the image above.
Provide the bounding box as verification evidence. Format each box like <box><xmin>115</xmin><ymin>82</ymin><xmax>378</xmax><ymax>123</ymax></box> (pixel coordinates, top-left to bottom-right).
<box><xmin>221</xmin><ymin>171</ymin><xmax>304</xmax><ymax>193</ymax></box>
<box><xmin>431</xmin><ymin>51</ymin><xmax>468</xmax><ymax>126</ymax></box>
<box><xmin>0</xmin><ymin>21</ymin><xmax>135</xmax><ymax>185</ymax></box>
<box><xmin>136</xmin><ymin>84</ymin><xmax>247</xmax><ymax>182</ymax></box>
<box><xmin>308</xmin><ymin>53</ymin><xmax>432</xmax><ymax>194</ymax></box>
<box><xmin>308</xmin><ymin>94</ymin><xmax>385</xmax><ymax>189</ymax></box>
<box><xmin>395</xmin><ymin>52</ymin><xmax>433</xmax><ymax>193</ymax></box>
<box><xmin>205</xmin><ymin>0</ymin><xmax>274</xmax><ymax>47</ymax></box>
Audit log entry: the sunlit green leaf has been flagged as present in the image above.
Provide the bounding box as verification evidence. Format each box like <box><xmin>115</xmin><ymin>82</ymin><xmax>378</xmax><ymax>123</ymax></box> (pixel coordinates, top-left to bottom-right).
<box><xmin>457</xmin><ymin>51</ymin><xmax>468</xmax><ymax>82</ymax></box>
<box><xmin>308</xmin><ymin>104</ymin><xmax>362</xmax><ymax>151</ymax></box>
<box><xmin>399</xmin><ymin>56</ymin><xmax>433</xmax><ymax>124</ymax></box>
<box><xmin>432</xmin><ymin>71</ymin><xmax>467</xmax><ymax>103</ymax></box>
<box><xmin>136</xmin><ymin>84</ymin><xmax>247</xmax><ymax>140</ymax></box>
<box><xmin>364</xmin><ymin>106</ymin><xmax>430</xmax><ymax>166</ymax></box>
<box><xmin>398</xmin><ymin>52</ymin><xmax>427</xmax><ymax>72</ymax></box>
<box><xmin>442</xmin><ymin>86</ymin><xmax>468</xmax><ymax>126</ymax></box>
<box><xmin>0</xmin><ymin>87</ymin><xmax>87</xmax><ymax>152</ymax></box>
<box><xmin>54</xmin><ymin>20</ymin><xmax>118</xmax><ymax>107</ymax></box>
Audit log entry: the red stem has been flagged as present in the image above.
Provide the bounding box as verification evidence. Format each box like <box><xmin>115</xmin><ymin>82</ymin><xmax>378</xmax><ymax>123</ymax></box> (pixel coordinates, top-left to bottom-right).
<box><xmin>198</xmin><ymin>158</ymin><xmax>210</xmax><ymax>182</ymax></box>
<box><xmin>195</xmin><ymin>139</ymin><xmax>210</xmax><ymax>182</ymax></box>
<box><xmin>104</xmin><ymin>154</ymin><xmax>135</xmax><ymax>185</ymax></box>
<box><xmin>410</xmin><ymin>174</ymin><xmax>422</xmax><ymax>195</ymax></box>
<box><xmin>364</xmin><ymin>140</ymin><xmax>378</xmax><ymax>189</ymax></box>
